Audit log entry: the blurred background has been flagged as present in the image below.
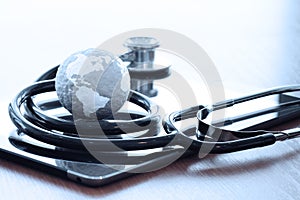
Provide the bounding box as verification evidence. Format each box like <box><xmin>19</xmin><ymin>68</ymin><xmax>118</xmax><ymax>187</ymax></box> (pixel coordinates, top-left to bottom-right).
<box><xmin>0</xmin><ymin>0</ymin><xmax>299</xmax><ymax>103</ymax></box>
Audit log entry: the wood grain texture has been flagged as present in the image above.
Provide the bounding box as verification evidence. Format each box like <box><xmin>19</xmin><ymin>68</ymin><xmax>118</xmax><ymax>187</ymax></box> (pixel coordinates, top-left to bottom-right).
<box><xmin>1</xmin><ymin>0</ymin><xmax>300</xmax><ymax>199</ymax></box>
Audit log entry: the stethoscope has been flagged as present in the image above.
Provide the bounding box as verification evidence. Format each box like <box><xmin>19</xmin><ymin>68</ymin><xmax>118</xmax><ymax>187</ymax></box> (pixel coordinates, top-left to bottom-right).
<box><xmin>8</xmin><ymin>37</ymin><xmax>300</xmax><ymax>164</ymax></box>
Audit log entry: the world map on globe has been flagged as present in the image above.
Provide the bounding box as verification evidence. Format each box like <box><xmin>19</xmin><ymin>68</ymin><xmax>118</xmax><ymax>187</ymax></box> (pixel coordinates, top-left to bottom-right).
<box><xmin>55</xmin><ymin>48</ymin><xmax>130</xmax><ymax>119</ymax></box>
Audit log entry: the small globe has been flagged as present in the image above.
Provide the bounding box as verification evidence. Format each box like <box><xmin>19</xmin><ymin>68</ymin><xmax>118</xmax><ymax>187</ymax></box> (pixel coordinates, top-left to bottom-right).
<box><xmin>55</xmin><ymin>48</ymin><xmax>130</xmax><ymax>119</ymax></box>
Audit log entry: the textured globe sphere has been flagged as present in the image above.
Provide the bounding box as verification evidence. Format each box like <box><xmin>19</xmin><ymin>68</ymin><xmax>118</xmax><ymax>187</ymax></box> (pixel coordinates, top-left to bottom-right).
<box><xmin>55</xmin><ymin>48</ymin><xmax>130</xmax><ymax>119</ymax></box>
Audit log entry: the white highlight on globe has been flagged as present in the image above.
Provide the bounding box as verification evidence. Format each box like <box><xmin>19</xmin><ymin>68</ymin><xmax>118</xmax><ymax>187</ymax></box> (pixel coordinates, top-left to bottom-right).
<box><xmin>55</xmin><ymin>48</ymin><xmax>131</xmax><ymax>118</ymax></box>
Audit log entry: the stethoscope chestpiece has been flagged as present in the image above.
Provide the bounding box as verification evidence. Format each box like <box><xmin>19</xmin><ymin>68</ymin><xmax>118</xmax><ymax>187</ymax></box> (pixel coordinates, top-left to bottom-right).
<box><xmin>121</xmin><ymin>37</ymin><xmax>171</xmax><ymax>97</ymax></box>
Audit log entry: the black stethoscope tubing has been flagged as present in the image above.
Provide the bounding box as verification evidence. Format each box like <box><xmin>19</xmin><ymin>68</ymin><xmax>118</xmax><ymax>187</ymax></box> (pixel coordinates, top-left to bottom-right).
<box><xmin>8</xmin><ymin>66</ymin><xmax>300</xmax><ymax>154</ymax></box>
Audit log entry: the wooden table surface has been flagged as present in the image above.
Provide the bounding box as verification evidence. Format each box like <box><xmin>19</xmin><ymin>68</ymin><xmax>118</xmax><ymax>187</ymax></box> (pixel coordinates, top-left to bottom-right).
<box><xmin>1</xmin><ymin>0</ymin><xmax>300</xmax><ymax>199</ymax></box>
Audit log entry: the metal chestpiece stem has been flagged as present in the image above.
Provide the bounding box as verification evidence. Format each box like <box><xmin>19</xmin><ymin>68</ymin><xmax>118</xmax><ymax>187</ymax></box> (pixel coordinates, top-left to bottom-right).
<box><xmin>122</xmin><ymin>37</ymin><xmax>170</xmax><ymax>97</ymax></box>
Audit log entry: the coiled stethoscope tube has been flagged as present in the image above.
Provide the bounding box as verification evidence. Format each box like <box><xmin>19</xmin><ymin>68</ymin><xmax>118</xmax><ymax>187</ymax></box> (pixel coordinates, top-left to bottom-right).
<box><xmin>9</xmin><ymin>64</ymin><xmax>300</xmax><ymax>157</ymax></box>
<box><xmin>7</xmin><ymin>35</ymin><xmax>300</xmax><ymax>167</ymax></box>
